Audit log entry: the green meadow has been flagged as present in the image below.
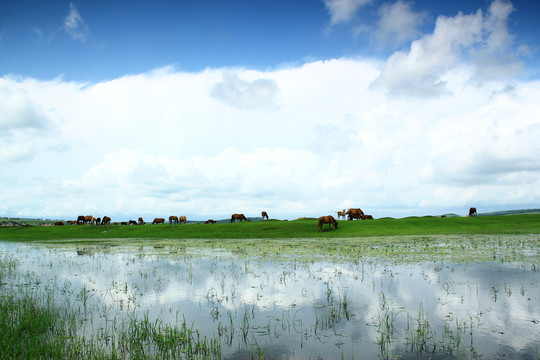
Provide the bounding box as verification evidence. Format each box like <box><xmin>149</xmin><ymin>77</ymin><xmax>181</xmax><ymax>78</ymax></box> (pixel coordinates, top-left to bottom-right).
<box><xmin>1</xmin><ymin>214</ymin><xmax>539</xmax><ymax>242</ymax></box>
<box><xmin>1</xmin><ymin>214</ymin><xmax>539</xmax><ymax>359</ymax></box>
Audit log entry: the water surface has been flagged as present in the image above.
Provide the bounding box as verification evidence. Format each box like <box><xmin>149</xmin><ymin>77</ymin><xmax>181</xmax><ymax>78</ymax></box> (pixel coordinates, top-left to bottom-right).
<box><xmin>1</xmin><ymin>239</ymin><xmax>539</xmax><ymax>359</ymax></box>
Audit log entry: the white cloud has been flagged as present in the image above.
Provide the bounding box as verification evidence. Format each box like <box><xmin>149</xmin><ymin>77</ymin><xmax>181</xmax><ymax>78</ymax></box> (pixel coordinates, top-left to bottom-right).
<box><xmin>323</xmin><ymin>0</ymin><xmax>372</xmax><ymax>25</ymax></box>
<box><xmin>371</xmin><ymin>1</ymin><xmax>522</xmax><ymax>97</ymax></box>
<box><xmin>210</xmin><ymin>73</ymin><xmax>279</xmax><ymax>109</ymax></box>
<box><xmin>0</xmin><ymin>87</ymin><xmax>49</xmax><ymax>133</ymax></box>
<box><xmin>375</xmin><ymin>0</ymin><xmax>427</xmax><ymax>45</ymax></box>
<box><xmin>64</xmin><ymin>3</ymin><xmax>88</xmax><ymax>42</ymax></box>
<box><xmin>0</xmin><ymin>47</ymin><xmax>539</xmax><ymax>219</ymax></box>
<box><xmin>371</xmin><ymin>9</ymin><xmax>484</xmax><ymax>97</ymax></box>
<box><xmin>0</xmin><ymin>141</ymin><xmax>35</xmax><ymax>163</ymax></box>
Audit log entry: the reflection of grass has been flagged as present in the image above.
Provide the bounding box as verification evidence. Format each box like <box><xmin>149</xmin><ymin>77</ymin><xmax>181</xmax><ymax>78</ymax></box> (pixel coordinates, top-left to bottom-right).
<box><xmin>27</xmin><ymin>233</ymin><xmax>540</xmax><ymax>265</ymax></box>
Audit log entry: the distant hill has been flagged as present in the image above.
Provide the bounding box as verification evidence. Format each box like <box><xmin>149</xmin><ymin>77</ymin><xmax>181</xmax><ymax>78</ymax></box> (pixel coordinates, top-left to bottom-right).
<box><xmin>477</xmin><ymin>209</ymin><xmax>540</xmax><ymax>216</ymax></box>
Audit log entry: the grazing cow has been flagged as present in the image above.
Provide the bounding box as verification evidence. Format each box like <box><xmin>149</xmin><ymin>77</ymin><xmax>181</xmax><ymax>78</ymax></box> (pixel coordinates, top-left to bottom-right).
<box><xmin>169</xmin><ymin>216</ymin><xmax>179</xmax><ymax>224</ymax></box>
<box><xmin>317</xmin><ymin>215</ymin><xmax>338</xmax><ymax>231</ymax></box>
<box><xmin>469</xmin><ymin>207</ymin><xmax>477</xmax><ymax>217</ymax></box>
<box><xmin>101</xmin><ymin>216</ymin><xmax>111</xmax><ymax>226</ymax></box>
<box><xmin>129</xmin><ymin>220</ymin><xmax>137</xmax><ymax>225</ymax></box>
<box><xmin>179</xmin><ymin>216</ymin><xmax>187</xmax><ymax>224</ymax></box>
<box><xmin>95</xmin><ymin>217</ymin><xmax>101</xmax><ymax>226</ymax></box>
<box><xmin>153</xmin><ymin>218</ymin><xmax>165</xmax><ymax>224</ymax></box>
<box><xmin>205</xmin><ymin>219</ymin><xmax>217</xmax><ymax>224</ymax></box>
<box><xmin>346</xmin><ymin>208</ymin><xmax>364</xmax><ymax>220</ymax></box>
<box><xmin>54</xmin><ymin>221</ymin><xmax>64</xmax><ymax>226</ymax></box>
<box><xmin>336</xmin><ymin>209</ymin><xmax>347</xmax><ymax>220</ymax></box>
<box><xmin>363</xmin><ymin>215</ymin><xmax>374</xmax><ymax>220</ymax></box>
<box><xmin>138</xmin><ymin>217</ymin><xmax>145</xmax><ymax>225</ymax></box>
<box><xmin>67</xmin><ymin>220</ymin><xmax>77</xmax><ymax>225</ymax></box>
<box><xmin>120</xmin><ymin>222</ymin><xmax>128</xmax><ymax>226</ymax></box>
<box><xmin>77</xmin><ymin>215</ymin><xmax>86</xmax><ymax>225</ymax></box>
<box><xmin>231</xmin><ymin>213</ymin><xmax>248</xmax><ymax>223</ymax></box>
<box><xmin>261</xmin><ymin>211</ymin><xmax>269</xmax><ymax>220</ymax></box>
<box><xmin>84</xmin><ymin>215</ymin><xmax>95</xmax><ymax>225</ymax></box>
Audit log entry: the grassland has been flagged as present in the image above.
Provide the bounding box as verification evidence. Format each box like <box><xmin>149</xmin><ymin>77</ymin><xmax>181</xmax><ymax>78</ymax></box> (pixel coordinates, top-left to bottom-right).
<box><xmin>2</xmin><ymin>214</ymin><xmax>539</xmax><ymax>264</ymax></box>
<box><xmin>1</xmin><ymin>214</ymin><xmax>539</xmax><ymax>242</ymax></box>
<box><xmin>2</xmin><ymin>214</ymin><xmax>539</xmax><ymax>359</ymax></box>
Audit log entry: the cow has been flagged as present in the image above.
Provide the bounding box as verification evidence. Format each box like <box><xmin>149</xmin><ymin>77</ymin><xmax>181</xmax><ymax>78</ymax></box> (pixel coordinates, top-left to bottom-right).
<box><xmin>95</xmin><ymin>217</ymin><xmax>101</xmax><ymax>226</ymax></box>
<box><xmin>205</xmin><ymin>219</ymin><xmax>217</xmax><ymax>224</ymax></box>
<box><xmin>363</xmin><ymin>215</ymin><xmax>374</xmax><ymax>220</ymax></box>
<box><xmin>54</xmin><ymin>221</ymin><xmax>64</xmax><ymax>226</ymax></box>
<box><xmin>317</xmin><ymin>215</ymin><xmax>338</xmax><ymax>231</ymax></box>
<box><xmin>261</xmin><ymin>211</ymin><xmax>269</xmax><ymax>220</ymax></box>
<box><xmin>77</xmin><ymin>215</ymin><xmax>86</xmax><ymax>225</ymax></box>
<box><xmin>469</xmin><ymin>207</ymin><xmax>477</xmax><ymax>217</ymax></box>
<box><xmin>129</xmin><ymin>220</ymin><xmax>137</xmax><ymax>225</ymax></box>
<box><xmin>101</xmin><ymin>216</ymin><xmax>111</xmax><ymax>226</ymax></box>
<box><xmin>179</xmin><ymin>216</ymin><xmax>187</xmax><ymax>224</ymax></box>
<box><xmin>84</xmin><ymin>215</ymin><xmax>95</xmax><ymax>225</ymax></box>
<box><xmin>153</xmin><ymin>218</ymin><xmax>165</xmax><ymax>224</ymax></box>
<box><xmin>138</xmin><ymin>217</ymin><xmax>145</xmax><ymax>225</ymax></box>
<box><xmin>67</xmin><ymin>220</ymin><xmax>77</xmax><ymax>225</ymax></box>
<box><xmin>169</xmin><ymin>216</ymin><xmax>179</xmax><ymax>224</ymax></box>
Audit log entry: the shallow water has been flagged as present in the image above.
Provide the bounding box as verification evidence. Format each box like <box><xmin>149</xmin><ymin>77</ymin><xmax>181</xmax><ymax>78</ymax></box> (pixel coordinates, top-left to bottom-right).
<box><xmin>1</xmin><ymin>240</ymin><xmax>539</xmax><ymax>359</ymax></box>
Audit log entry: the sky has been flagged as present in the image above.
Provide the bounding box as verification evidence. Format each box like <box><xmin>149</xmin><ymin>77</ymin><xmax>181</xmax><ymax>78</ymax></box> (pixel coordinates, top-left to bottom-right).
<box><xmin>1</xmin><ymin>0</ymin><xmax>540</xmax><ymax>221</ymax></box>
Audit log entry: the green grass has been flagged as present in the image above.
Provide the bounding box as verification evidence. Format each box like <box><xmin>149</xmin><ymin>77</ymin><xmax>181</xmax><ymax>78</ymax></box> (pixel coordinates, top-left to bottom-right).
<box><xmin>1</xmin><ymin>214</ymin><xmax>539</xmax><ymax>242</ymax></box>
<box><xmin>0</xmin><ymin>290</ymin><xmax>221</xmax><ymax>360</ymax></box>
<box><xmin>2</xmin><ymin>214</ymin><xmax>539</xmax><ymax>264</ymax></box>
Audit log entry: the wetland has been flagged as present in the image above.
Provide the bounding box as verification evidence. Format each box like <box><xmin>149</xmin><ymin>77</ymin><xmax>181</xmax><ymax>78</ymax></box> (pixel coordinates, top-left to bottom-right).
<box><xmin>1</xmin><ymin>231</ymin><xmax>539</xmax><ymax>359</ymax></box>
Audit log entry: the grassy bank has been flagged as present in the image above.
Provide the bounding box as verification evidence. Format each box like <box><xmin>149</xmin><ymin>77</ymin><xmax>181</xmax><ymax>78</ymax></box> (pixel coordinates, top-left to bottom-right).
<box><xmin>1</xmin><ymin>214</ymin><xmax>539</xmax><ymax>242</ymax></box>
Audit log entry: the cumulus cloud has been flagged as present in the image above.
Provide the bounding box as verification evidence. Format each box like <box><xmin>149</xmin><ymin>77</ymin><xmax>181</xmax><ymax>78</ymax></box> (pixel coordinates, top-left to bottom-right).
<box><xmin>1</xmin><ymin>49</ymin><xmax>539</xmax><ymax>219</ymax></box>
<box><xmin>210</xmin><ymin>73</ymin><xmax>279</xmax><ymax>109</ymax></box>
<box><xmin>371</xmin><ymin>0</ymin><xmax>521</xmax><ymax>97</ymax></box>
<box><xmin>375</xmin><ymin>0</ymin><xmax>427</xmax><ymax>45</ymax></box>
<box><xmin>64</xmin><ymin>3</ymin><xmax>89</xmax><ymax>42</ymax></box>
<box><xmin>0</xmin><ymin>141</ymin><xmax>35</xmax><ymax>163</ymax></box>
<box><xmin>371</xmin><ymin>9</ymin><xmax>484</xmax><ymax>97</ymax></box>
<box><xmin>323</xmin><ymin>0</ymin><xmax>372</xmax><ymax>25</ymax></box>
<box><xmin>0</xmin><ymin>87</ymin><xmax>49</xmax><ymax>133</ymax></box>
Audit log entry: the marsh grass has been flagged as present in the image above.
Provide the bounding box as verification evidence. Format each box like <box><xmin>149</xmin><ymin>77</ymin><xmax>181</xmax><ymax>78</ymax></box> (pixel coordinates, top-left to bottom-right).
<box><xmin>0</xmin><ymin>282</ymin><xmax>222</xmax><ymax>359</ymax></box>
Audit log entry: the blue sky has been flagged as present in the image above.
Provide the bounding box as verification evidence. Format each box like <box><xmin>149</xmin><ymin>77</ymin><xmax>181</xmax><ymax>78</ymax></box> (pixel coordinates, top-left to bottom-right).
<box><xmin>3</xmin><ymin>0</ymin><xmax>538</xmax><ymax>81</ymax></box>
<box><xmin>1</xmin><ymin>0</ymin><xmax>540</xmax><ymax>221</ymax></box>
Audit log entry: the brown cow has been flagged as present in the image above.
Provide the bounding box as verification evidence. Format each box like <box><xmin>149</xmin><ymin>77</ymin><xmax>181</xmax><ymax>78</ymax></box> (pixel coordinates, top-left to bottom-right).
<box><xmin>317</xmin><ymin>215</ymin><xmax>338</xmax><ymax>231</ymax></box>
<box><xmin>101</xmin><ymin>216</ymin><xmax>111</xmax><ymax>226</ymax></box>
<box><xmin>77</xmin><ymin>215</ymin><xmax>85</xmax><ymax>225</ymax></box>
<box><xmin>363</xmin><ymin>215</ymin><xmax>374</xmax><ymax>220</ymax></box>
<box><xmin>261</xmin><ymin>211</ymin><xmax>269</xmax><ymax>220</ymax></box>
<box><xmin>346</xmin><ymin>208</ymin><xmax>364</xmax><ymax>220</ymax></box>
<box><xmin>153</xmin><ymin>218</ymin><xmax>165</xmax><ymax>224</ymax></box>
<box><xmin>129</xmin><ymin>220</ymin><xmax>137</xmax><ymax>225</ymax></box>
<box><xmin>54</xmin><ymin>221</ymin><xmax>64</xmax><ymax>226</ymax></box>
<box><xmin>169</xmin><ymin>216</ymin><xmax>179</xmax><ymax>224</ymax></box>
<box><xmin>179</xmin><ymin>216</ymin><xmax>187</xmax><ymax>224</ymax></box>
<box><xmin>231</xmin><ymin>213</ymin><xmax>248</xmax><ymax>223</ymax></box>
<box><xmin>205</xmin><ymin>219</ymin><xmax>217</xmax><ymax>224</ymax></box>
<box><xmin>469</xmin><ymin>207</ymin><xmax>477</xmax><ymax>217</ymax></box>
<box><xmin>138</xmin><ymin>217</ymin><xmax>145</xmax><ymax>225</ymax></box>
<box><xmin>67</xmin><ymin>220</ymin><xmax>77</xmax><ymax>225</ymax></box>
